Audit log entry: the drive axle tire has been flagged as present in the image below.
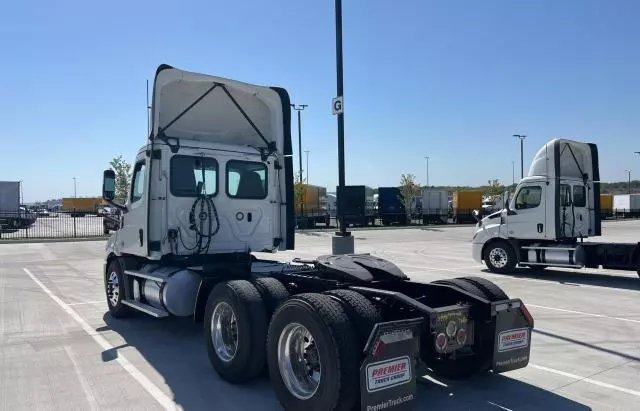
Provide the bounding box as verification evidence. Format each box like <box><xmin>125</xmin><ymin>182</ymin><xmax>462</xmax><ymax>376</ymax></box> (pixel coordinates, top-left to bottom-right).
<box><xmin>105</xmin><ymin>258</ymin><xmax>134</xmax><ymax>318</ymax></box>
<box><xmin>267</xmin><ymin>293</ymin><xmax>360</xmax><ymax>411</ymax></box>
<box><xmin>432</xmin><ymin>278</ymin><xmax>487</xmax><ymax>301</ymax></box>
<box><xmin>325</xmin><ymin>289</ymin><xmax>383</xmax><ymax>349</ymax></box>
<box><xmin>204</xmin><ymin>280</ymin><xmax>268</xmax><ymax>384</ymax></box>
<box><xmin>252</xmin><ymin>277</ymin><xmax>290</xmax><ymax>318</ymax></box>
<box><xmin>484</xmin><ymin>241</ymin><xmax>517</xmax><ymax>274</ymax></box>
<box><xmin>456</xmin><ymin>276</ymin><xmax>509</xmax><ymax>302</ymax></box>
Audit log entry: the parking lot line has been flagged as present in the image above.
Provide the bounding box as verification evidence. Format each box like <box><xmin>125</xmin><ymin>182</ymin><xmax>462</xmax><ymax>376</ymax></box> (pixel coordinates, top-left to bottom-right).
<box><xmin>527</xmin><ymin>304</ymin><xmax>640</xmax><ymax>325</ymax></box>
<box><xmin>67</xmin><ymin>300</ymin><xmax>106</xmax><ymax>306</ymax></box>
<box><xmin>22</xmin><ymin>268</ymin><xmax>177</xmax><ymax>411</ymax></box>
<box><xmin>529</xmin><ymin>363</ymin><xmax>640</xmax><ymax>398</ymax></box>
<box><xmin>64</xmin><ymin>345</ymin><xmax>100</xmax><ymax>411</ymax></box>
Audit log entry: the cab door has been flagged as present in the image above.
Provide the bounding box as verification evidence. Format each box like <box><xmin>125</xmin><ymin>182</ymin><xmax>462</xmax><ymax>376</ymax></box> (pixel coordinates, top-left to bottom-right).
<box><xmin>570</xmin><ymin>184</ymin><xmax>589</xmax><ymax>237</ymax></box>
<box><xmin>505</xmin><ymin>183</ymin><xmax>547</xmax><ymax>240</ymax></box>
<box><xmin>117</xmin><ymin>155</ymin><xmax>148</xmax><ymax>256</ymax></box>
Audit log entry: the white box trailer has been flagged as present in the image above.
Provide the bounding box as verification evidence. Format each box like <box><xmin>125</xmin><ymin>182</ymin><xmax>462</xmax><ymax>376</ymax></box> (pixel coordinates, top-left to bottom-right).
<box><xmin>613</xmin><ymin>194</ymin><xmax>640</xmax><ymax>217</ymax></box>
<box><xmin>421</xmin><ymin>189</ymin><xmax>449</xmax><ymax>224</ymax></box>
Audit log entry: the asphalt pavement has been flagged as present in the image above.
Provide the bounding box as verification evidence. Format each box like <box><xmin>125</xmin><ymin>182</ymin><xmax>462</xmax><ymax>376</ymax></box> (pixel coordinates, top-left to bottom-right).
<box><xmin>1</xmin><ymin>220</ymin><xmax>638</xmax><ymax>410</ymax></box>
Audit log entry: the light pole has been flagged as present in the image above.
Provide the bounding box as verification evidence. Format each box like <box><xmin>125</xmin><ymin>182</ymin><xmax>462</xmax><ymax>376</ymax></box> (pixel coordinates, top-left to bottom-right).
<box><xmin>424</xmin><ymin>156</ymin><xmax>430</xmax><ymax>188</ymax></box>
<box><xmin>512</xmin><ymin>161</ymin><xmax>515</xmax><ymax>187</ymax></box>
<box><xmin>332</xmin><ymin>0</ymin><xmax>353</xmax><ymax>254</ymax></box>
<box><xmin>73</xmin><ymin>177</ymin><xmax>77</xmax><ymax>198</ymax></box>
<box><xmin>291</xmin><ymin>104</ymin><xmax>307</xmax><ymax>182</ymax></box>
<box><xmin>626</xmin><ymin>169</ymin><xmax>632</xmax><ymax>194</ymax></box>
<box><xmin>513</xmin><ymin>134</ymin><xmax>526</xmax><ymax>179</ymax></box>
<box><xmin>304</xmin><ymin>150</ymin><xmax>310</xmax><ymax>183</ymax></box>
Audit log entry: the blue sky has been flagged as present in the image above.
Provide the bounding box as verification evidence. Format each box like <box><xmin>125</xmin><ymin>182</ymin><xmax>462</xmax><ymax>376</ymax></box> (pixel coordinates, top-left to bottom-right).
<box><xmin>1</xmin><ymin>0</ymin><xmax>639</xmax><ymax>202</ymax></box>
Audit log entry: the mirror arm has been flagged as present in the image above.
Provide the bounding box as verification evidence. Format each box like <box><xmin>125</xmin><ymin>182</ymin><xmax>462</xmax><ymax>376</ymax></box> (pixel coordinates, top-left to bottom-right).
<box><xmin>104</xmin><ymin>198</ymin><xmax>128</xmax><ymax>212</ymax></box>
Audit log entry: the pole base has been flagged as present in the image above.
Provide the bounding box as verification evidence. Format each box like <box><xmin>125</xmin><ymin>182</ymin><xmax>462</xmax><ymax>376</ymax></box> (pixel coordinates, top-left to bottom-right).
<box><xmin>332</xmin><ymin>233</ymin><xmax>354</xmax><ymax>255</ymax></box>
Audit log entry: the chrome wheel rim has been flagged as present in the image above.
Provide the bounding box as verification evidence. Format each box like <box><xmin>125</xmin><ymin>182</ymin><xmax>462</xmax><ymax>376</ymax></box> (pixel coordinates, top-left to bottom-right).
<box><xmin>277</xmin><ymin>322</ymin><xmax>321</xmax><ymax>400</ymax></box>
<box><xmin>211</xmin><ymin>302</ymin><xmax>238</xmax><ymax>362</ymax></box>
<box><xmin>489</xmin><ymin>247</ymin><xmax>508</xmax><ymax>268</ymax></box>
<box><xmin>106</xmin><ymin>271</ymin><xmax>120</xmax><ymax>306</ymax></box>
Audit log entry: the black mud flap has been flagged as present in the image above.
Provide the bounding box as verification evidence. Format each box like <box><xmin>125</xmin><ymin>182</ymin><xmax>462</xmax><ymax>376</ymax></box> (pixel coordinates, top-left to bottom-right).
<box><xmin>491</xmin><ymin>298</ymin><xmax>533</xmax><ymax>373</ymax></box>
<box><xmin>360</xmin><ymin>318</ymin><xmax>423</xmax><ymax>411</ymax></box>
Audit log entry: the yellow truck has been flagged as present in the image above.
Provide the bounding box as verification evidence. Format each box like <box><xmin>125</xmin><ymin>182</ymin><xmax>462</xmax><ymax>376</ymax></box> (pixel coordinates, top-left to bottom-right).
<box><xmin>600</xmin><ymin>193</ymin><xmax>613</xmax><ymax>219</ymax></box>
<box><xmin>62</xmin><ymin>197</ymin><xmax>104</xmax><ymax>217</ymax></box>
<box><xmin>452</xmin><ymin>190</ymin><xmax>483</xmax><ymax>223</ymax></box>
<box><xmin>295</xmin><ymin>184</ymin><xmax>330</xmax><ymax>229</ymax></box>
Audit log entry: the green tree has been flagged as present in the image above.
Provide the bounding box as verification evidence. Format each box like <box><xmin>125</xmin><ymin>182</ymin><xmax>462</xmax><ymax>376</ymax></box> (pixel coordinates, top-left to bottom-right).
<box><xmin>399</xmin><ymin>173</ymin><xmax>422</xmax><ymax>223</ymax></box>
<box><xmin>109</xmin><ymin>155</ymin><xmax>132</xmax><ymax>201</ymax></box>
<box><xmin>484</xmin><ymin>179</ymin><xmax>505</xmax><ymax>197</ymax></box>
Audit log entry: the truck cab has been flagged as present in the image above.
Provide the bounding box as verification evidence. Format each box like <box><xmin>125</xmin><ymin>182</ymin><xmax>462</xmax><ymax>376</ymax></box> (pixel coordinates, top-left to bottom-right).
<box><xmin>103</xmin><ymin>64</ymin><xmax>295</xmax><ymax>262</ymax></box>
<box><xmin>471</xmin><ymin>138</ymin><xmax>602</xmax><ymax>272</ymax></box>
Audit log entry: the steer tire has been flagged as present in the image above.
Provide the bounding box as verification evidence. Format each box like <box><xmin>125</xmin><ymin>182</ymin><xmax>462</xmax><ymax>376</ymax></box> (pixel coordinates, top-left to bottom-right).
<box><xmin>267</xmin><ymin>293</ymin><xmax>360</xmax><ymax>411</ymax></box>
<box><xmin>204</xmin><ymin>280</ymin><xmax>268</xmax><ymax>384</ymax></box>
<box><xmin>325</xmin><ymin>289</ymin><xmax>383</xmax><ymax>350</ymax></box>
<box><xmin>483</xmin><ymin>241</ymin><xmax>517</xmax><ymax>274</ymax></box>
<box><xmin>456</xmin><ymin>276</ymin><xmax>509</xmax><ymax>301</ymax></box>
<box><xmin>105</xmin><ymin>258</ymin><xmax>134</xmax><ymax>318</ymax></box>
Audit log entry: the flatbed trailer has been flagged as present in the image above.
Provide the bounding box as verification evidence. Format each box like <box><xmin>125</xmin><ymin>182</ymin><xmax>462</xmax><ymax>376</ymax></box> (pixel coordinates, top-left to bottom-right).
<box><xmin>101</xmin><ymin>64</ymin><xmax>534</xmax><ymax>410</ymax></box>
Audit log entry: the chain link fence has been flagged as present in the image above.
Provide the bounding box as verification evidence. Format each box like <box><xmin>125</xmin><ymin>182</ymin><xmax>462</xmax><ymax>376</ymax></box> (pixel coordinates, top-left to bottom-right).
<box><xmin>1</xmin><ymin>206</ymin><xmax>638</xmax><ymax>240</ymax></box>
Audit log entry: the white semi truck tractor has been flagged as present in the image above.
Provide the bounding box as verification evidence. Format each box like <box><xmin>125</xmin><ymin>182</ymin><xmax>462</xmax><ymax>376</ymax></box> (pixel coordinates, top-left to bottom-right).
<box><xmin>472</xmin><ymin>138</ymin><xmax>640</xmax><ymax>278</ymax></box>
<box><xmin>101</xmin><ymin>64</ymin><xmax>534</xmax><ymax>411</ymax></box>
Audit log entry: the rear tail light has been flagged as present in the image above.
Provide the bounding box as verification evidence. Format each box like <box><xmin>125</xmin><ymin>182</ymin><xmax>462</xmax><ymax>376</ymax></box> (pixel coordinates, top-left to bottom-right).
<box><xmin>521</xmin><ymin>302</ymin><xmax>535</xmax><ymax>328</ymax></box>
<box><xmin>445</xmin><ymin>321</ymin><xmax>457</xmax><ymax>337</ymax></box>
<box><xmin>456</xmin><ymin>328</ymin><xmax>467</xmax><ymax>345</ymax></box>
<box><xmin>435</xmin><ymin>333</ymin><xmax>447</xmax><ymax>351</ymax></box>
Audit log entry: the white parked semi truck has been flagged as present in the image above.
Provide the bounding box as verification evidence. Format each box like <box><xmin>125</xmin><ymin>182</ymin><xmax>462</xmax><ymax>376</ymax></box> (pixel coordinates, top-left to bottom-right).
<box><xmin>101</xmin><ymin>64</ymin><xmax>534</xmax><ymax>411</ymax></box>
<box><xmin>472</xmin><ymin>138</ymin><xmax>640</xmax><ymax>278</ymax></box>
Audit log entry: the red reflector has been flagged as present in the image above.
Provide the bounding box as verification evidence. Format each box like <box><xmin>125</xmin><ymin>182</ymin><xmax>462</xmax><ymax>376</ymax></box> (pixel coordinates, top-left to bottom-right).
<box><xmin>521</xmin><ymin>302</ymin><xmax>534</xmax><ymax>328</ymax></box>
<box><xmin>456</xmin><ymin>328</ymin><xmax>467</xmax><ymax>345</ymax></box>
<box><xmin>435</xmin><ymin>333</ymin><xmax>447</xmax><ymax>351</ymax></box>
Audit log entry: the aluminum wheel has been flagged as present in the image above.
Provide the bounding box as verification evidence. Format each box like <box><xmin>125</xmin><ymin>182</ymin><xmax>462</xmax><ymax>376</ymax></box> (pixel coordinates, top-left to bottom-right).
<box><xmin>277</xmin><ymin>322</ymin><xmax>321</xmax><ymax>400</ymax></box>
<box><xmin>211</xmin><ymin>302</ymin><xmax>238</xmax><ymax>362</ymax></box>
<box><xmin>106</xmin><ymin>271</ymin><xmax>120</xmax><ymax>307</ymax></box>
<box><xmin>489</xmin><ymin>247</ymin><xmax>508</xmax><ymax>269</ymax></box>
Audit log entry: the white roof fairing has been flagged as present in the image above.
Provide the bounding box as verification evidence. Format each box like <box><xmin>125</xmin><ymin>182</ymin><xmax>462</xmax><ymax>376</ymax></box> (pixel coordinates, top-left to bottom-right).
<box><xmin>151</xmin><ymin>65</ymin><xmax>286</xmax><ymax>151</ymax></box>
<box><xmin>528</xmin><ymin>138</ymin><xmax>597</xmax><ymax>181</ymax></box>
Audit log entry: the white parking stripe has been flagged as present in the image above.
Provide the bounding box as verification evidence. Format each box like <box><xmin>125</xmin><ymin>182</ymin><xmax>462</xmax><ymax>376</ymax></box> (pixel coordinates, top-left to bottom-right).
<box><xmin>527</xmin><ymin>304</ymin><xmax>640</xmax><ymax>325</ymax></box>
<box><xmin>67</xmin><ymin>301</ymin><xmax>106</xmax><ymax>306</ymax></box>
<box><xmin>64</xmin><ymin>345</ymin><xmax>100</xmax><ymax>411</ymax></box>
<box><xmin>529</xmin><ymin>364</ymin><xmax>640</xmax><ymax>398</ymax></box>
<box><xmin>23</xmin><ymin>268</ymin><xmax>177</xmax><ymax>411</ymax></box>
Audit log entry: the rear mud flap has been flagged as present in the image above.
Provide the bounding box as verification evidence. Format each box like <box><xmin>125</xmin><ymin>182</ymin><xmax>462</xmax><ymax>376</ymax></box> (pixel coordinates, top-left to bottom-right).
<box><xmin>359</xmin><ymin>317</ymin><xmax>423</xmax><ymax>411</ymax></box>
<box><xmin>491</xmin><ymin>299</ymin><xmax>533</xmax><ymax>373</ymax></box>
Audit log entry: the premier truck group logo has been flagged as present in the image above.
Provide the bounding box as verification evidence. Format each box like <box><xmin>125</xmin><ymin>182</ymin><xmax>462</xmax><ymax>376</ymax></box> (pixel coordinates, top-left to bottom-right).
<box><xmin>498</xmin><ymin>328</ymin><xmax>529</xmax><ymax>352</ymax></box>
<box><xmin>366</xmin><ymin>356</ymin><xmax>412</xmax><ymax>392</ymax></box>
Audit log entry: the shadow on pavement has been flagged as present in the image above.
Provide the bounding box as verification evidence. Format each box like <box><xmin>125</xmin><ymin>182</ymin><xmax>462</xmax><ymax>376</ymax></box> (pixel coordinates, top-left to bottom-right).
<box><xmin>416</xmin><ymin>372</ymin><xmax>591</xmax><ymax>411</ymax></box>
<box><xmin>482</xmin><ymin>267</ymin><xmax>640</xmax><ymax>292</ymax></box>
<box><xmin>100</xmin><ymin>313</ymin><xmax>590</xmax><ymax>411</ymax></box>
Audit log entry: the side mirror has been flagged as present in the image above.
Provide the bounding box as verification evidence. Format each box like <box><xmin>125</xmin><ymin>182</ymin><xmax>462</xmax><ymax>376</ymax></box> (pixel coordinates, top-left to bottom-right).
<box><xmin>472</xmin><ymin>209</ymin><xmax>481</xmax><ymax>222</ymax></box>
<box><xmin>503</xmin><ymin>191</ymin><xmax>510</xmax><ymax>210</ymax></box>
<box><xmin>103</xmin><ymin>169</ymin><xmax>116</xmax><ymax>201</ymax></box>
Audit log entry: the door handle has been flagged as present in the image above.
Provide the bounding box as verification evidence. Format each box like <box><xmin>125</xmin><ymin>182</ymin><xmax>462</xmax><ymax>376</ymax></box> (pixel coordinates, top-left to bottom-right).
<box><xmin>138</xmin><ymin>229</ymin><xmax>143</xmax><ymax>246</ymax></box>
<box><xmin>537</xmin><ymin>223</ymin><xmax>543</xmax><ymax>233</ymax></box>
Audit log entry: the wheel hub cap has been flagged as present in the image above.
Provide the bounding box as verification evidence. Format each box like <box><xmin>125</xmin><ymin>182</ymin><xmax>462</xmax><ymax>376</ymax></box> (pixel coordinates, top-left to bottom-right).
<box><xmin>277</xmin><ymin>322</ymin><xmax>321</xmax><ymax>400</ymax></box>
<box><xmin>107</xmin><ymin>271</ymin><xmax>119</xmax><ymax>307</ymax></box>
<box><xmin>211</xmin><ymin>302</ymin><xmax>238</xmax><ymax>362</ymax></box>
<box><xmin>489</xmin><ymin>248</ymin><xmax>508</xmax><ymax>268</ymax></box>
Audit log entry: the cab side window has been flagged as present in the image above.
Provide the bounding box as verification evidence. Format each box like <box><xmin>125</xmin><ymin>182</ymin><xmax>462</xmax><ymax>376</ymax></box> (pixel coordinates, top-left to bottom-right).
<box><xmin>573</xmin><ymin>185</ymin><xmax>586</xmax><ymax>207</ymax></box>
<box><xmin>515</xmin><ymin>186</ymin><xmax>542</xmax><ymax>210</ymax></box>
<box><xmin>130</xmin><ymin>161</ymin><xmax>146</xmax><ymax>203</ymax></box>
